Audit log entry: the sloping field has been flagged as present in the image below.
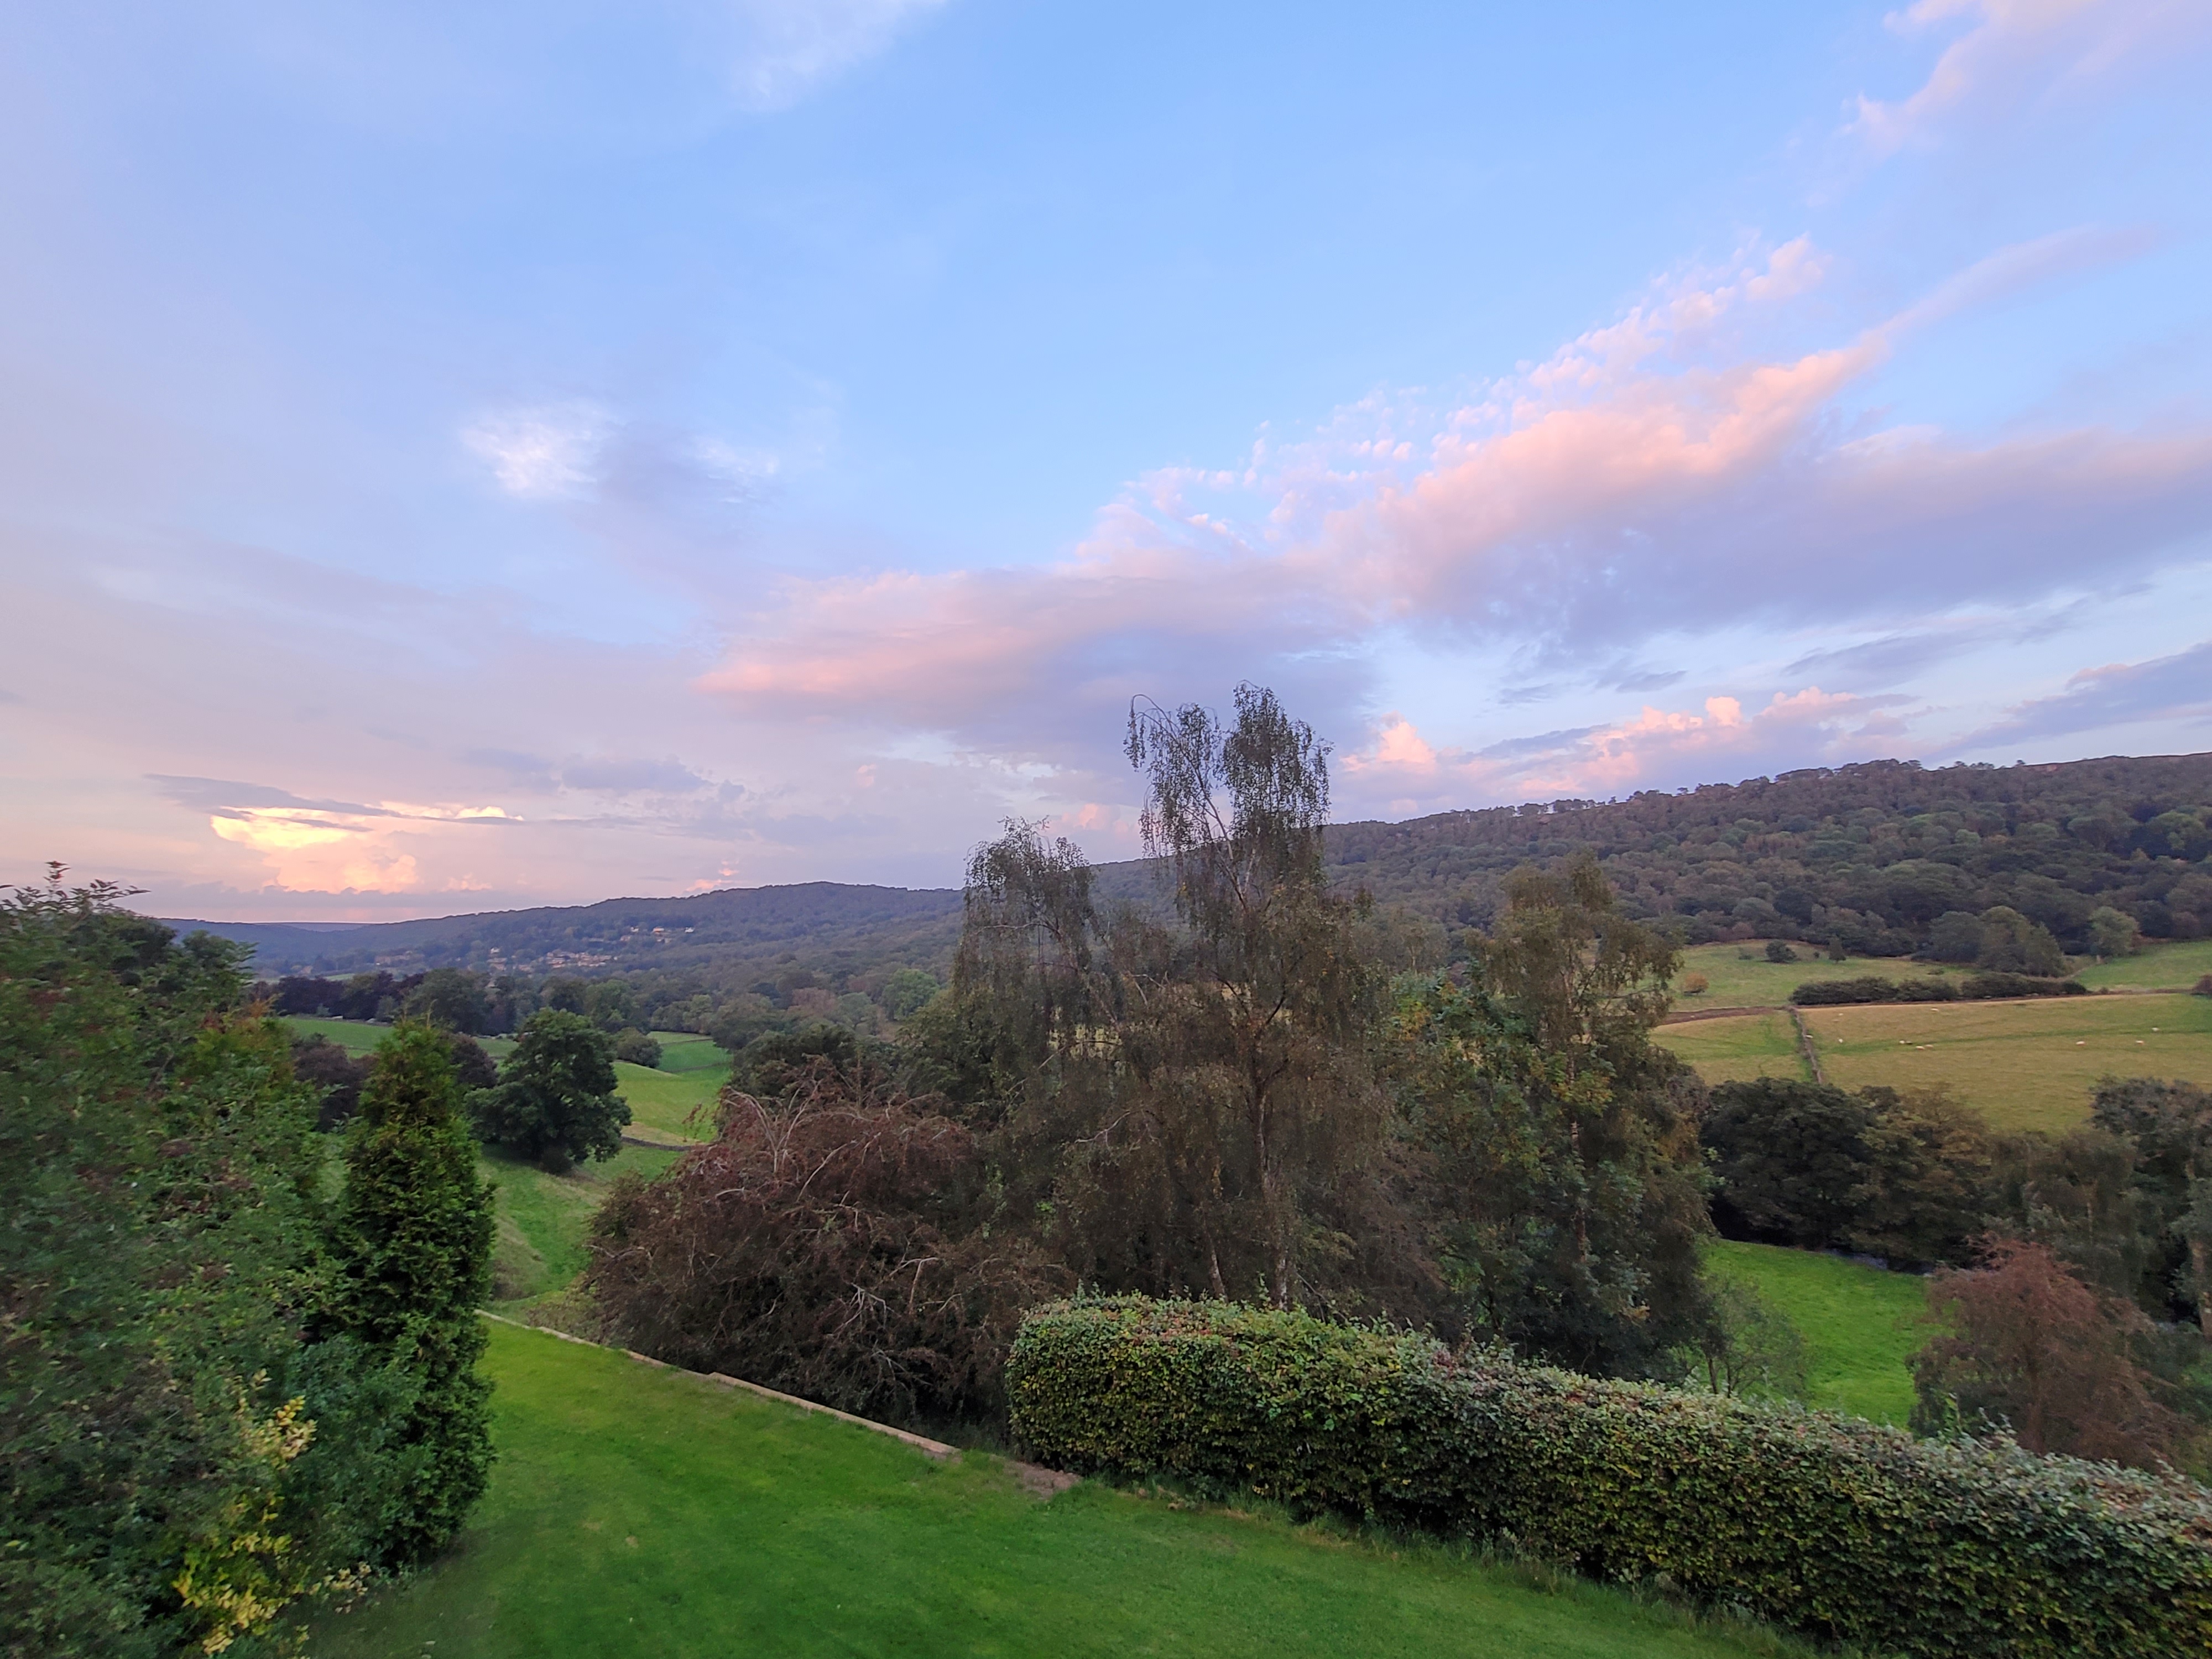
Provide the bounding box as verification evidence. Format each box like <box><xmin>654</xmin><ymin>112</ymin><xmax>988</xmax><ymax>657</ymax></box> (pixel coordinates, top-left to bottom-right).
<box><xmin>486</xmin><ymin>1145</ymin><xmax>682</xmax><ymax>1304</ymax></box>
<box><xmin>1801</xmin><ymin>993</ymin><xmax>2212</xmax><ymax>1135</ymax></box>
<box><xmin>1657</xmin><ymin>1013</ymin><xmax>1807</xmax><ymax>1086</ymax></box>
<box><xmin>2076</xmin><ymin>937</ymin><xmax>2212</xmax><ymax>991</ymax></box>
<box><xmin>311</xmin><ymin>1322</ymin><xmax>1812</xmax><ymax>1659</ymax></box>
<box><xmin>1670</xmin><ymin>944</ymin><xmax>1968</xmax><ymax>1010</ymax></box>
<box><xmin>1707</xmin><ymin>1241</ymin><xmax>1927</xmax><ymax>1425</ymax></box>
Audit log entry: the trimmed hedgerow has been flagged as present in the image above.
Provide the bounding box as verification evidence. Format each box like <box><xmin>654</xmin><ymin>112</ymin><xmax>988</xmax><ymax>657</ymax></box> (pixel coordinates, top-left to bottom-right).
<box><xmin>1008</xmin><ymin>1297</ymin><xmax>2212</xmax><ymax>1659</ymax></box>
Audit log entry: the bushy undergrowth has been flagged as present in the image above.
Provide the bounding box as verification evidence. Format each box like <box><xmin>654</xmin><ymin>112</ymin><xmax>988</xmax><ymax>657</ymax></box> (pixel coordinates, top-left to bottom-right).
<box><xmin>1790</xmin><ymin>973</ymin><xmax>2086</xmax><ymax>1005</ymax></box>
<box><xmin>1008</xmin><ymin>1297</ymin><xmax>2212</xmax><ymax>1659</ymax></box>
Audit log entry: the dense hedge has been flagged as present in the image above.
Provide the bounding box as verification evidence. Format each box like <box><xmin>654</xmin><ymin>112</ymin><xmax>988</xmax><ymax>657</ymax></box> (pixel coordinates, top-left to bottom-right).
<box><xmin>1009</xmin><ymin>1297</ymin><xmax>2212</xmax><ymax>1659</ymax></box>
<box><xmin>1790</xmin><ymin>973</ymin><xmax>2085</xmax><ymax>1005</ymax></box>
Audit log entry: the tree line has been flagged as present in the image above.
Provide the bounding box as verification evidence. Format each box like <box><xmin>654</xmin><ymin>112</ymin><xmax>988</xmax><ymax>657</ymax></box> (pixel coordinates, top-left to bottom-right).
<box><xmin>3</xmin><ymin>874</ymin><xmax>495</xmax><ymax>1657</ymax></box>
<box><xmin>586</xmin><ymin>688</ymin><xmax>1717</xmax><ymax>1423</ymax></box>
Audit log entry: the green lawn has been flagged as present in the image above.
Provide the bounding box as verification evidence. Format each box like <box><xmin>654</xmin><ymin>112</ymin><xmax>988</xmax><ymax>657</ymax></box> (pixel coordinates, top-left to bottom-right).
<box><xmin>310</xmin><ymin>1322</ymin><xmax>1813</xmax><ymax>1659</ymax></box>
<box><xmin>2076</xmin><ymin>937</ymin><xmax>2212</xmax><ymax>991</ymax></box>
<box><xmin>1707</xmin><ymin>1241</ymin><xmax>1927</xmax><ymax>1426</ymax></box>
<box><xmin>1801</xmin><ymin>992</ymin><xmax>2212</xmax><ymax>1135</ymax></box>
<box><xmin>1657</xmin><ymin>1013</ymin><xmax>1808</xmax><ymax>1086</ymax></box>
<box><xmin>484</xmin><ymin>1144</ymin><xmax>682</xmax><ymax>1305</ymax></box>
<box><xmin>611</xmin><ymin>1060</ymin><xmax>719</xmax><ymax>1142</ymax></box>
<box><xmin>1670</xmin><ymin>943</ymin><xmax>1969</xmax><ymax>1010</ymax></box>
<box><xmin>649</xmin><ymin>1030</ymin><xmax>731</xmax><ymax>1074</ymax></box>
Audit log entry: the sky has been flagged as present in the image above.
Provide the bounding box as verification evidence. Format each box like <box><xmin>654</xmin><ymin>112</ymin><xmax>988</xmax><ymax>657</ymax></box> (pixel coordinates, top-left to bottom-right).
<box><xmin>2</xmin><ymin>0</ymin><xmax>2210</xmax><ymax>920</ymax></box>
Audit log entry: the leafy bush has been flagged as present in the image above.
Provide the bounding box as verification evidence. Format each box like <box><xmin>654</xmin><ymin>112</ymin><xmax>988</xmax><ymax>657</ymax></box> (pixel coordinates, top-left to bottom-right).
<box><xmin>1009</xmin><ymin>1297</ymin><xmax>2212</xmax><ymax>1659</ymax></box>
<box><xmin>1958</xmin><ymin>971</ymin><xmax>2087</xmax><ymax>999</ymax></box>
<box><xmin>1790</xmin><ymin>974</ymin><xmax>1953</xmax><ymax>1005</ymax></box>
<box><xmin>589</xmin><ymin>1060</ymin><xmax>1063</xmax><ymax>1420</ymax></box>
<box><xmin>613</xmin><ymin>1027</ymin><xmax>662</xmax><ymax>1068</ymax></box>
<box><xmin>467</xmin><ymin>1009</ymin><xmax>629</xmax><ymax>1167</ymax></box>
<box><xmin>1763</xmin><ymin>940</ymin><xmax>1798</xmax><ymax>963</ymax></box>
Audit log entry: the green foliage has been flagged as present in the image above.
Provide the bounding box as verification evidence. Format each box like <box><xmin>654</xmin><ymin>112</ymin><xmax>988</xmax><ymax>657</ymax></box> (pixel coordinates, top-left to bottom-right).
<box><xmin>1009</xmin><ymin>1296</ymin><xmax>2212</xmax><ymax>1659</ymax></box>
<box><xmin>467</xmin><ymin>1009</ymin><xmax>629</xmax><ymax>1167</ymax></box>
<box><xmin>1391</xmin><ymin>857</ymin><xmax>1710</xmax><ymax>1376</ymax></box>
<box><xmin>1</xmin><ymin>876</ymin><xmax>366</xmax><ymax>1656</ymax></box>
<box><xmin>1762</xmin><ymin>940</ymin><xmax>1797</xmax><ymax>963</ymax></box>
<box><xmin>1975</xmin><ymin>905</ymin><xmax>2071</xmax><ymax>976</ymax></box>
<box><xmin>611</xmin><ymin>1027</ymin><xmax>662</xmax><ymax>1068</ymax></box>
<box><xmin>1673</xmin><ymin>1276</ymin><xmax>1810</xmax><ymax>1401</ymax></box>
<box><xmin>406</xmin><ymin>966</ymin><xmax>489</xmax><ymax>1033</ymax></box>
<box><xmin>1791</xmin><ymin>974</ymin><xmax>1958</xmax><ymax>1004</ymax></box>
<box><xmin>2091</xmin><ymin>905</ymin><xmax>2142</xmax><ymax>959</ymax></box>
<box><xmin>328</xmin><ymin>1023</ymin><xmax>497</xmax><ymax>1566</ymax></box>
<box><xmin>1704</xmin><ymin>1079</ymin><xmax>1875</xmax><ymax>1250</ymax></box>
<box><xmin>880</xmin><ymin>966</ymin><xmax>939</xmax><ymax>1021</ymax></box>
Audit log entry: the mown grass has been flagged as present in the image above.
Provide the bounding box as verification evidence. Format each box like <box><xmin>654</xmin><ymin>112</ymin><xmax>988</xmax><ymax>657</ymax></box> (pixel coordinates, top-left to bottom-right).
<box><xmin>1801</xmin><ymin>992</ymin><xmax>2212</xmax><ymax>1135</ymax></box>
<box><xmin>1670</xmin><ymin>943</ymin><xmax>1970</xmax><ymax>1009</ymax></box>
<box><xmin>2076</xmin><ymin>937</ymin><xmax>2212</xmax><ymax>991</ymax></box>
<box><xmin>649</xmin><ymin>1030</ymin><xmax>729</xmax><ymax>1073</ymax></box>
<box><xmin>1657</xmin><ymin>1013</ymin><xmax>1808</xmax><ymax>1086</ymax></box>
<box><xmin>309</xmin><ymin>1322</ymin><xmax>1821</xmax><ymax>1659</ymax></box>
<box><xmin>611</xmin><ymin>1061</ymin><xmax>719</xmax><ymax>1142</ymax></box>
<box><xmin>1707</xmin><ymin>1241</ymin><xmax>1927</xmax><ymax>1425</ymax></box>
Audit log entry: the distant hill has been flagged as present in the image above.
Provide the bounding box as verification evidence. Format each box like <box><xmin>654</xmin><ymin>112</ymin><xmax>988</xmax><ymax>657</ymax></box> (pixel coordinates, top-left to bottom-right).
<box><xmin>169</xmin><ymin>881</ymin><xmax>966</xmax><ymax>980</ymax></box>
<box><xmin>174</xmin><ymin>751</ymin><xmax>2212</xmax><ymax>987</ymax></box>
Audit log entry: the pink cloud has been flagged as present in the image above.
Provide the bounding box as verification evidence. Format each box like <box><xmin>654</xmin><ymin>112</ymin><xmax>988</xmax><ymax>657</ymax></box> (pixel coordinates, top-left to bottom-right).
<box><xmin>697</xmin><ymin>236</ymin><xmax>2212</xmax><ymax>753</ymax></box>
<box><xmin>1851</xmin><ymin>0</ymin><xmax>2210</xmax><ymax>155</ymax></box>
<box><xmin>1335</xmin><ymin>687</ymin><xmax>1913</xmax><ymax>818</ymax></box>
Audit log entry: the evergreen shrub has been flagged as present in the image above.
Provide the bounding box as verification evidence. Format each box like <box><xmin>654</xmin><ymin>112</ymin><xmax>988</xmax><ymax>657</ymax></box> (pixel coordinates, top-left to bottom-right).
<box><xmin>1008</xmin><ymin>1297</ymin><xmax>2212</xmax><ymax>1659</ymax></box>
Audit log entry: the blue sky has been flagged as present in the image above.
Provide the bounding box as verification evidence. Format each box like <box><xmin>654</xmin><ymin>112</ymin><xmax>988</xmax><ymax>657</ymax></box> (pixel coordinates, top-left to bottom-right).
<box><xmin>3</xmin><ymin>0</ymin><xmax>2209</xmax><ymax>917</ymax></box>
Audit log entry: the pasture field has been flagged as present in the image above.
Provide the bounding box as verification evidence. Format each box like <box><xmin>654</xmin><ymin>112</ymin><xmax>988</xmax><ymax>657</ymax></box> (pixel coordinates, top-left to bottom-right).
<box><xmin>1707</xmin><ymin>1241</ymin><xmax>1927</xmax><ymax>1425</ymax></box>
<box><xmin>311</xmin><ymin>1322</ymin><xmax>1816</xmax><ymax>1659</ymax></box>
<box><xmin>284</xmin><ymin>1014</ymin><xmax>520</xmax><ymax>1060</ymax></box>
<box><xmin>1657</xmin><ymin>1013</ymin><xmax>1808</xmax><ymax>1086</ymax></box>
<box><xmin>1800</xmin><ymin>992</ymin><xmax>2212</xmax><ymax>1135</ymax></box>
<box><xmin>649</xmin><ymin>1030</ymin><xmax>729</xmax><ymax>1073</ymax></box>
<box><xmin>1668</xmin><ymin>943</ymin><xmax>1966</xmax><ymax>1010</ymax></box>
<box><xmin>2075</xmin><ymin>937</ymin><xmax>2212</xmax><ymax>991</ymax></box>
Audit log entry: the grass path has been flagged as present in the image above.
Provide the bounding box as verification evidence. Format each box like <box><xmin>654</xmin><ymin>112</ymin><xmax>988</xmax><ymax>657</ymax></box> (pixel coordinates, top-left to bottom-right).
<box><xmin>311</xmin><ymin>1322</ymin><xmax>1811</xmax><ymax>1659</ymax></box>
<box><xmin>1707</xmin><ymin>1241</ymin><xmax>1927</xmax><ymax>1425</ymax></box>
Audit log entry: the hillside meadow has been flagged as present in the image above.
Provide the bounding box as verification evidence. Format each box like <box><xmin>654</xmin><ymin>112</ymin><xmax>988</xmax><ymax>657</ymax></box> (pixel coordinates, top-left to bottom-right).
<box><xmin>309</xmin><ymin>1322</ymin><xmax>1825</xmax><ymax>1659</ymax></box>
<box><xmin>1707</xmin><ymin>1241</ymin><xmax>1926</xmax><ymax>1425</ymax></box>
<box><xmin>1801</xmin><ymin>993</ymin><xmax>2212</xmax><ymax>1135</ymax></box>
<box><xmin>1660</xmin><ymin>993</ymin><xmax>2212</xmax><ymax>1135</ymax></box>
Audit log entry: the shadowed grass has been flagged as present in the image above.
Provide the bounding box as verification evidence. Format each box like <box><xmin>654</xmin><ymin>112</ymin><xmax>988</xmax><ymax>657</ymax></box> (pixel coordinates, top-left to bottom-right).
<box><xmin>310</xmin><ymin>1322</ymin><xmax>1824</xmax><ymax>1659</ymax></box>
<box><xmin>483</xmin><ymin>1144</ymin><xmax>682</xmax><ymax>1305</ymax></box>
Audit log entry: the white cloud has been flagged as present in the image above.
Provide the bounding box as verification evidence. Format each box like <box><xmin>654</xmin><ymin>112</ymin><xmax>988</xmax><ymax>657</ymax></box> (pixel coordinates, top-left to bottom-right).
<box><xmin>462</xmin><ymin>401</ymin><xmax>612</xmax><ymax>499</ymax></box>
<box><xmin>1850</xmin><ymin>0</ymin><xmax>2211</xmax><ymax>154</ymax></box>
<box><xmin>722</xmin><ymin>0</ymin><xmax>948</xmax><ymax>112</ymax></box>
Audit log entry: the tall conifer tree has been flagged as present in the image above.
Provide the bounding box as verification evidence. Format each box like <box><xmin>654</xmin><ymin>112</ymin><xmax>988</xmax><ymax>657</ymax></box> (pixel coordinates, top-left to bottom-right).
<box><xmin>329</xmin><ymin>1022</ymin><xmax>496</xmax><ymax>1564</ymax></box>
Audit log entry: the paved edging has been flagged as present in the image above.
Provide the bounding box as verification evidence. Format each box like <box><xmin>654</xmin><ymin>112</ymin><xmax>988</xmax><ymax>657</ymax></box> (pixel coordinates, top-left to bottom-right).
<box><xmin>480</xmin><ymin>1310</ymin><xmax>959</xmax><ymax>1460</ymax></box>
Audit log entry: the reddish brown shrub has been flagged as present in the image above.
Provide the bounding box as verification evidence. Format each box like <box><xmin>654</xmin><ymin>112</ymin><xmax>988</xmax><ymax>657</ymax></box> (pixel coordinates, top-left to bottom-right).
<box><xmin>1911</xmin><ymin>1237</ymin><xmax>2200</xmax><ymax>1470</ymax></box>
<box><xmin>585</xmin><ymin>1060</ymin><xmax>1064</xmax><ymax>1421</ymax></box>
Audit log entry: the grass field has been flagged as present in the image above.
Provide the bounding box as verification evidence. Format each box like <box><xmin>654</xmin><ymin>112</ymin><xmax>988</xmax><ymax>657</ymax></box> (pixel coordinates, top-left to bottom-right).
<box><xmin>1707</xmin><ymin>1241</ymin><xmax>1927</xmax><ymax>1425</ymax></box>
<box><xmin>1669</xmin><ymin>943</ymin><xmax>1969</xmax><ymax>1009</ymax></box>
<box><xmin>2076</xmin><ymin>937</ymin><xmax>2212</xmax><ymax>991</ymax></box>
<box><xmin>484</xmin><ymin>1143</ymin><xmax>683</xmax><ymax>1305</ymax></box>
<box><xmin>1802</xmin><ymin>992</ymin><xmax>2212</xmax><ymax>1135</ymax></box>
<box><xmin>310</xmin><ymin>1322</ymin><xmax>1815</xmax><ymax>1659</ymax></box>
<box><xmin>1656</xmin><ymin>1013</ymin><xmax>1807</xmax><ymax>1086</ymax></box>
